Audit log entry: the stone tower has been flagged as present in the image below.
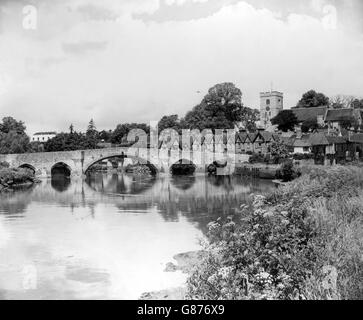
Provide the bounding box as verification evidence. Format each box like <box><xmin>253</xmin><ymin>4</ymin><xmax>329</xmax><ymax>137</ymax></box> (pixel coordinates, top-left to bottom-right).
<box><xmin>260</xmin><ymin>91</ymin><xmax>283</xmax><ymax>129</ymax></box>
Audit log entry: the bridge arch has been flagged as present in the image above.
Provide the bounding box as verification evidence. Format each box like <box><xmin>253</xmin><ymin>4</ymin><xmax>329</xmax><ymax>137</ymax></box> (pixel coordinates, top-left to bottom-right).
<box><xmin>18</xmin><ymin>164</ymin><xmax>36</xmax><ymax>174</ymax></box>
<box><xmin>170</xmin><ymin>159</ymin><xmax>196</xmax><ymax>175</ymax></box>
<box><xmin>51</xmin><ymin>162</ymin><xmax>72</xmax><ymax>177</ymax></box>
<box><xmin>84</xmin><ymin>154</ymin><xmax>159</xmax><ymax>175</ymax></box>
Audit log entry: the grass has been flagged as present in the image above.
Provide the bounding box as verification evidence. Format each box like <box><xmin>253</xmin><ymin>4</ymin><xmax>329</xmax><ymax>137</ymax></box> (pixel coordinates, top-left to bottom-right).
<box><xmin>186</xmin><ymin>165</ymin><xmax>363</xmax><ymax>300</ymax></box>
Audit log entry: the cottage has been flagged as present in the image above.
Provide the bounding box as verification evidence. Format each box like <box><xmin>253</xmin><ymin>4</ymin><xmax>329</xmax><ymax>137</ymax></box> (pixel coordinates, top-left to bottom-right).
<box><xmin>291</xmin><ymin>106</ymin><xmax>327</xmax><ymax>126</ymax></box>
<box><xmin>325</xmin><ymin>108</ymin><xmax>362</xmax><ymax>130</ymax></box>
<box><xmin>252</xmin><ymin>130</ymin><xmax>276</xmax><ymax>155</ymax></box>
<box><xmin>349</xmin><ymin>133</ymin><xmax>363</xmax><ymax>160</ymax></box>
<box><xmin>309</xmin><ymin>133</ymin><xmax>348</xmax><ymax>165</ymax></box>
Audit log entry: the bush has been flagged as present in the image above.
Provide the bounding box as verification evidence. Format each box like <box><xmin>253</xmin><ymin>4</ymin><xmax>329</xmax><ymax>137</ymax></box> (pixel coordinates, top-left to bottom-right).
<box><xmin>0</xmin><ymin>161</ymin><xmax>10</xmax><ymax>168</ymax></box>
<box><xmin>186</xmin><ymin>166</ymin><xmax>363</xmax><ymax>300</ymax></box>
<box><xmin>248</xmin><ymin>153</ymin><xmax>266</xmax><ymax>164</ymax></box>
<box><xmin>0</xmin><ymin>167</ymin><xmax>36</xmax><ymax>188</ymax></box>
<box><xmin>293</xmin><ymin>153</ymin><xmax>314</xmax><ymax>161</ymax></box>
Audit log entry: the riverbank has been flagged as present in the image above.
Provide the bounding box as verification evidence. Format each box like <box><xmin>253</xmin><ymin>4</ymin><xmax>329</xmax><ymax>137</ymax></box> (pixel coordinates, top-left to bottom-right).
<box><xmin>186</xmin><ymin>166</ymin><xmax>363</xmax><ymax>300</ymax></box>
<box><xmin>139</xmin><ymin>251</ymin><xmax>207</xmax><ymax>300</ymax></box>
<box><xmin>0</xmin><ymin>167</ymin><xmax>39</xmax><ymax>192</ymax></box>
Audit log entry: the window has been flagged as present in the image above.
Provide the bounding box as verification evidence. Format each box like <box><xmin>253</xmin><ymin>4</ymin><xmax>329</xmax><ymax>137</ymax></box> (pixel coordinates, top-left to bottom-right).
<box><xmin>266</xmin><ymin>99</ymin><xmax>270</xmax><ymax>105</ymax></box>
<box><xmin>303</xmin><ymin>147</ymin><xmax>309</xmax><ymax>152</ymax></box>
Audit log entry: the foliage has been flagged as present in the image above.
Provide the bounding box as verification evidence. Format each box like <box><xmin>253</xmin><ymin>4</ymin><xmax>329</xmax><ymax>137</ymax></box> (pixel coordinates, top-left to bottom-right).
<box><xmin>0</xmin><ymin>167</ymin><xmax>36</xmax><ymax>189</ymax></box>
<box><xmin>158</xmin><ymin>115</ymin><xmax>184</xmax><ymax>134</ymax></box>
<box><xmin>268</xmin><ymin>141</ymin><xmax>290</xmax><ymax>162</ymax></box>
<box><xmin>271</xmin><ymin>110</ymin><xmax>299</xmax><ymax>132</ymax></box>
<box><xmin>0</xmin><ymin>161</ymin><xmax>10</xmax><ymax>168</ymax></box>
<box><xmin>296</xmin><ymin>90</ymin><xmax>329</xmax><ymax>108</ymax></box>
<box><xmin>187</xmin><ymin>166</ymin><xmax>363</xmax><ymax>300</ymax></box>
<box><xmin>301</xmin><ymin>119</ymin><xmax>320</xmax><ymax>133</ymax></box>
<box><xmin>277</xmin><ymin>160</ymin><xmax>301</xmax><ymax>182</ymax></box>
<box><xmin>248</xmin><ymin>153</ymin><xmax>266</xmax><ymax>164</ymax></box>
<box><xmin>44</xmin><ymin>131</ymin><xmax>98</xmax><ymax>152</ymax></box>
<box><xmin>183</xmin><ymin>83</ymin><xmax>257</xmax><ymax>132</ymax></box>
<box><xmin>111</xmin><ymin>123</ymin><xmax>150</xmax><ymax>144</ymax></box>
<box><xmin>292</xmin><ymin>153</ymin><xmax>314</xmax><ymax>161</ymax></box>
<box><xmin>0</xmin><ymin>117</ymin><xmax>31</xmax><ymax>154</ymax></box>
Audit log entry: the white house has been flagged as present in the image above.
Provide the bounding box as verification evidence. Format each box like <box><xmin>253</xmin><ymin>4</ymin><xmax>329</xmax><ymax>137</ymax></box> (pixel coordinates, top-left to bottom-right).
<box><xmin>31</xmin><ymin>132</ymin><xmax>57</xmax><ymax>142</ymax></box>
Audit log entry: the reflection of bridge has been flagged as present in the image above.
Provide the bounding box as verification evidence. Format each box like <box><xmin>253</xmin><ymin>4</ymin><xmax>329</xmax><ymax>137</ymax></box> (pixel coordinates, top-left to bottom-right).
<box><xmin>0</xmin><ymin>147</ymin><xmax>249</xmax><ymax>177</ymax></box>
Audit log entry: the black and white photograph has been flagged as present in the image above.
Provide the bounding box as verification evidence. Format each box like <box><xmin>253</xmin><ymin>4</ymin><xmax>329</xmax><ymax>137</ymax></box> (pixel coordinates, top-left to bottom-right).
<box><xmin>0</xmin><ymin>0</ymin><xmax>362</xmax><ymax>305</ymax></box>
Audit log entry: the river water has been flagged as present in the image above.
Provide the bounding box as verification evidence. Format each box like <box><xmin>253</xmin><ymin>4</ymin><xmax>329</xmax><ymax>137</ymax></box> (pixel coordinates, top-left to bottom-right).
<box><xmin>0</xmin><ymin>173</ymin><xmax>274</xmax><ymax>300</ymax></box>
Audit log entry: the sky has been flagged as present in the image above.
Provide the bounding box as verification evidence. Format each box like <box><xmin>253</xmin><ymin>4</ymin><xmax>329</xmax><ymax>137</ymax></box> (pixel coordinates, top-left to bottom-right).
<box><xmin>0</xmin><ymin>0</ymin><xmax>363</xmax><ymax>135</ymax></box>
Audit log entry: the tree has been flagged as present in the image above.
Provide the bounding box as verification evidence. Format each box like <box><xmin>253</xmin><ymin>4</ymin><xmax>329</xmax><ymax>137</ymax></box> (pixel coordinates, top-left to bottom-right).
<box><xmin>44</xmin><ymin>131</ymin><xmax>98</xmax><ymax>152</ymax></box>
<box><xmin>158</xmin><ymin>115</ymin><xmax>182</xmax><ymax>133</ymax></box>
<box><xmin>240</xmin><ymin>107</ymin><xmax>259</xmax><ymax>132</ymax></box>
<box><xmin>296</xmin><ymin>90</ymin><xmax>329</xmax><ymax>108</ymax></box>
<box><xmin>271</xmin><ymin>110</ymin><xmax>298</xmax><ymax>132</ymax></box>
<box><xmin>0</xmin><ymin>130</ymin><xmax>31</xmax><ymax>154</ymax></box>
<box><xmin>86</xmin><ymin>119</ymin><xmax>97</xmax><ymax>137</ymax></box>
<box><xmin>111</xmin><ymin>123</ymin><xmax>150</xmax><ymax>144</ymax></box>
<box><xmin>301</xmin><ymin>119</ymin><xmax>320</xmax><ymax>133</ymax></box>
<box><xmin>183</xmin><ymin>83</ymin><xmax>254</xmax><ymax>131</ymax></box>
<box><xmin>98</xmin><ymin>130</ymin><xmax>112</xmax><ymax>142</ymax></box>
<box><xmin>0</xmin><ymin>117</ymin><xmax>31</xmax><ymax>154</ymax></box>
<box><xmin>0</xmin><ymin>117</ymin><xmax>26</xmax><ymax>134</ymax></box>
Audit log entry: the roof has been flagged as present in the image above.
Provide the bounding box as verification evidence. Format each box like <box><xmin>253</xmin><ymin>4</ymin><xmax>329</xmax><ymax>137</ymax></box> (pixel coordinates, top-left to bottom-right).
<box><xmin>309</xmin><ymin>133</ymin><xmax>347</xmax><ymax>146</ymax></box>
<box><xmin>350</xmin><ymin>133</ymin><xmax>363</xmax><ymax>144</ymax></box>
<box><xmin>325</xmin><ymin>108</ymin><xmax>357</xmax><ymax>122</ymax></box>
<box><xmin>293</xmin><ymin>135</ymin><xmax>311</xmax><ymax>148</ymax></box>
<box><xmin>33</xmin><ymin>132</ymin><xmax>57</xmax><ymax>135</ymax></box>
<box><xmin>291</xmin><ymin>106</ymin><xmax>327</xmax><ymax>123</ymax></box>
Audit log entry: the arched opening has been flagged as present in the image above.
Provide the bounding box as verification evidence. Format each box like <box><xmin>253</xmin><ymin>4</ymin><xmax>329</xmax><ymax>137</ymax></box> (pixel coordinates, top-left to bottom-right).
<box><xmin>18</xmin><ymin>164</ymin><xmax>36</xmax><ymax>175</ymax></box>
<box><xmin>85</xmin><ymin>155</ymin><xmax>158</xmax><ymax>176</ymax></box>
<box><xmin>51</xmin><ymin>162</ymin><xmax>71</xmax><ymax>178</ymax></box>
<box><xmin>170</xmin><ymin>159</ymin><xmax>196</xmax><ymax>176</ymax></box>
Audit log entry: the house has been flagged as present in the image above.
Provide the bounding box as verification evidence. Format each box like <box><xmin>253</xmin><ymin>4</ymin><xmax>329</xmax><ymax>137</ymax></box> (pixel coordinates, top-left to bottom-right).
<box><xmin>252</xmin><ymin>130</ymin><xmax>277</xmax><ymax>154</ymax></box>
<box><xmin>309</xmin><ymin>132</ymin><xmax>348</xmax><ymax>165</ymax></box>
<box><xmin>31</xmin><ymin>131</ymin><xmax>57</xmax><ymax>142</ymax></box>
<box><xmin>325</xmin><ymin>108</ymin><xmax>362</xmax><ymax>130</ymax></box>
<box><xmin>291</xmin><ymin>106</ymin><xmax>327</xmax><ymax>126</ymax></box>
<box><xmin>348</xmin><ymin>133</ymin><xmax>363</xmax><ymax>160</ymax></box>
<box><xmin>236</xmin><ymin>131</ymin><xmax>249</xmax><ymax>154</ymax></box>
<box><xmin>292</xmin><ymin>135</ymin><xmax>312</xmax><ymax>154</ymax></box>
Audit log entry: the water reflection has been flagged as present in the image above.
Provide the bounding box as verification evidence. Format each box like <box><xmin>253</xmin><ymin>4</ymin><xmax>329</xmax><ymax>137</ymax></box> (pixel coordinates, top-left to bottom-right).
<box><xmin>0</xmin><ymin>173</ymin><xmax>274</xmax><ymax>299</ymax></box>
<box><xmin>51</xmin><ymin>174</ymin><xmax>71</xmax><ymax>192</ymax></box>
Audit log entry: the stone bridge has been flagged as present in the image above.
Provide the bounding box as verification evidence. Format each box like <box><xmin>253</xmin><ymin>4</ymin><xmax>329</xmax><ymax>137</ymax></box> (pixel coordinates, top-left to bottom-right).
<box><xmin>0</xmin><ymin>147</ymin><xmax>249</xmax><ymax>177</ymax></box>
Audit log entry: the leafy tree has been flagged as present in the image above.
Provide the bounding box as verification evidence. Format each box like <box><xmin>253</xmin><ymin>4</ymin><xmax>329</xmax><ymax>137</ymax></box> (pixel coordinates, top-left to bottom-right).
<box><xmin>44</xmin><ymin>131</ymin><xmax>98</xmax><ymax>152</ymax></box>
<box><xmin>0</xmin><ymin>117</ymin><xmax>31</xmax><ymax>154</ymax></box>
<box><xmin>98</xmin><ymin>130</ymin><xmax>112</xmax><ymax>142</ymax></box>
<box><xmin>86</xmin><ymin>119</ymin><xmax>98</xmax><ymax>137</ymax></box>
<box><xmin>111</xmin><ymin>123</ymin><xmax>150</xmax><ymax>144</ymax></box>
<box><xmin>296</xmin><ymin>90</ymin><xmax>329</xmax><ymax>108</ymax></box>
<box><xmin>158</xmin><ymin>115</ymin><xmax>182</xmax><ymax>133</ymax></box>
<box><xmin>0</xmin><ymin>130</ymin><xmax>31</xmax><ymax>154</ymax></box>
<box><xmin>271</xmin><ymin>110</ymin><xmax>299</xmax><ymax>132</ymax></box>
<box><xmin>183</xmin><ymin>83</ymin><xmax>255</xmax><ymax>131</ymax></box>
<box><xmin>301</xmin><ymin>119</ymin><xmax>320</xmax><ymax>133</ymax></box>
<box><xmin>0</xmin><ymin>117</ymin><xmax>26</xmax><ymax>134</ymax></box>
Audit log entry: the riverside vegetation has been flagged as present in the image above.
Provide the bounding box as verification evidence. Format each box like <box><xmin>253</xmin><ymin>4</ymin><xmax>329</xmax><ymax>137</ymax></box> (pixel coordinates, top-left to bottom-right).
<box><xmin>186</xmin><ymin>166</ymin><xmax>363</xmax><ymax>300</ymax></box>
<box><xmin>0</xmin><ymin>161</ymin><xmax>38</xmax><ymax>191</ymax></box>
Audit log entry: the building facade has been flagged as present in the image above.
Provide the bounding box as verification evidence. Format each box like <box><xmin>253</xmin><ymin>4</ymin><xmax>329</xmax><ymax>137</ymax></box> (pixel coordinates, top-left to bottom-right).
<box><xmin>31</xmin><ymin>132</ymin><xmax>57</xmax><ymax>142</ymax></box>
<box><xmin>260</xmin><ymin>91</ymin><xmax>284</xmax><ymax>129</ymax></box>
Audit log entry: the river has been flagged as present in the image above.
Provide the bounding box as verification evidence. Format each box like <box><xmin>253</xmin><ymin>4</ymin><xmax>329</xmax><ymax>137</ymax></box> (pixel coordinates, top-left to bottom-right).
<box><xmin>0</xmin><ymin>173</ymin><xmax>274</xmax><ymax>300</ymax></box>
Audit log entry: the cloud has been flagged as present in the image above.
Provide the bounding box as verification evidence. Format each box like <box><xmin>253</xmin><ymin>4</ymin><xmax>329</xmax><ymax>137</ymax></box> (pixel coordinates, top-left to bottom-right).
<box><xmin>0</xmin><ymin>0</ymin><xmax>362</xmax><ymax>135</ymax></box>
<box><xmin>76</xmin><ymin>4</ymin><xmax>119</xmax><ymax>21</ymax></box>
<box><xmin>62</xmin><ymin>41</ymin><xmax>108</xmax><ymax>55</ymax></box>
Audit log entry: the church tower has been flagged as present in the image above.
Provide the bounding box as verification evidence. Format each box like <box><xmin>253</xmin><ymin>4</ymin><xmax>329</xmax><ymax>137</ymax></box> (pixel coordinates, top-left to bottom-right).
<box><xmin>260</xmin><ymin>91</ymin><xmax>283</xmax><ymax>129</ymax></box>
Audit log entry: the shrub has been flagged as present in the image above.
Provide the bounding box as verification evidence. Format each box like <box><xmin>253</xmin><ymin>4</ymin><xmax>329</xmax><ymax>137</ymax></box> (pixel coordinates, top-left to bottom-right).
<box><xmin>186</xmin><ymin>166</ymin><xmax>363</xmax><ymax>300</ymax></box>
